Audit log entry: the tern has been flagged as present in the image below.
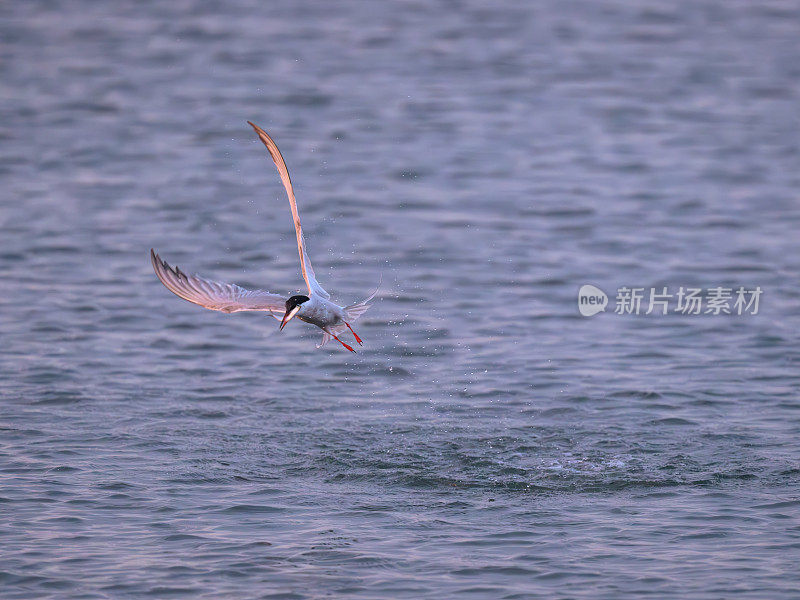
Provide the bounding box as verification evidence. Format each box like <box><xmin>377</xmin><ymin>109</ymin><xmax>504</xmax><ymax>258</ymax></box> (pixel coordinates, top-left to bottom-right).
<box><xmin>150</xmin><ymin>121</ymin><xmax>377</xmax><ymax>352</ymax></box>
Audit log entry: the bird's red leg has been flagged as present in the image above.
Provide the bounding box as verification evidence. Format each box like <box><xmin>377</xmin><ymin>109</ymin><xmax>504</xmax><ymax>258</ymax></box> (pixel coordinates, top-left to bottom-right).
<box><xmin>331</xmin><ymin>332</ymin><xmax>356</xmax><ymax>353</ymax></box>
<box><xmin>345</xmin><ymin>322</ymin><xmax>363</xmax><ymax>346</ymax></box>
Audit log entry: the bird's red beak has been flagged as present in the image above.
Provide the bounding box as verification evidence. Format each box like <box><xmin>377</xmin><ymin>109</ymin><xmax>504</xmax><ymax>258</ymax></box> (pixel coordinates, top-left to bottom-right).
<box><xmin>280</xmin><ymin>306</ymin><xmax>300</xmax><ymax>331</ymax></box>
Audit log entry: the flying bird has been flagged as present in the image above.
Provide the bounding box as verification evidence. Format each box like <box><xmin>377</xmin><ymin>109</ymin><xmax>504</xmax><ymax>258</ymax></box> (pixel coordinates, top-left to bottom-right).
<box><xmin>150</xmin><ymin>121</ymin><xmax>377</xmax><ymax>352</ymax></box>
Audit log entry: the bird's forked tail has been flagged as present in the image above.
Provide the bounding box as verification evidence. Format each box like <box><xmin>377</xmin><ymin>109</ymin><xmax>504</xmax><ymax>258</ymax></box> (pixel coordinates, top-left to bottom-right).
<box><xmin>317</xmin><ymin>277</ymin><xmax>381</xmax><ymax>349</ymax></box>
<box><xmin>344</xmin><ymin>275</ymin><xmax>381</xmax><ymax>322</ymax></box>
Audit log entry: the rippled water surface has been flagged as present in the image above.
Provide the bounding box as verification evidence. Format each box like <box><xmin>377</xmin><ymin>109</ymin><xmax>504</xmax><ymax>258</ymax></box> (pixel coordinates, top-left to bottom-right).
<box><xmin>2</xmin><ymin>1</ymin><xmax>800</xmax><ymax>598</ymax></box>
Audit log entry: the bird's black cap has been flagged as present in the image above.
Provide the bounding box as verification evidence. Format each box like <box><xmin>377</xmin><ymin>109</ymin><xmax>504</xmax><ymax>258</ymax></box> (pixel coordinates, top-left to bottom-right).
<box><xmin>286</xmin><ymin>295</ymin><xmax>310</xmax><ymax>310</ymax></box>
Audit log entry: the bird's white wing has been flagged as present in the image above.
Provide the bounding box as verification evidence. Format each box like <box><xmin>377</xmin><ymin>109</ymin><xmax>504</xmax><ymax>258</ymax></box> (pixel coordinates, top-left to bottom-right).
<box><xmin>248</xmin><ymin>121</ymin><xmax>330</xmax><ymax>300</ymax></box>
<box><xmin>151</xmin><ymin>250</ymin><xmax>285</xmax><ymax>316</ymax></box>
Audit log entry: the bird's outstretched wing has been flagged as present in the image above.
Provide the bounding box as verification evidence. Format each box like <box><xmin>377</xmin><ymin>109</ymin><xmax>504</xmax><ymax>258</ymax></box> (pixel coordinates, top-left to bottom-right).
<box><xmin>151</xmin><ymin>250</ymin><xmax>285</xmax><ymax>316</ymax></box>
<box><xmin>247</xmin><ymin>121</ymin><xmax>330</xmax><ymax>300</ymax></box>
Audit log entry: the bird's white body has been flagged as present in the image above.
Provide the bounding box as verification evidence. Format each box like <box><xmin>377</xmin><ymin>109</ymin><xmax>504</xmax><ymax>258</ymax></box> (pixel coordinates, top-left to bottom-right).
<box><xmin>295</xmin><ymin>296</ymin><xmax>345</xmax><ymax>329</ymax></box>
<box><xmin>150</xmin><ymin>121</ymin><xmax>378</xmax><ymax>352</ymax></box>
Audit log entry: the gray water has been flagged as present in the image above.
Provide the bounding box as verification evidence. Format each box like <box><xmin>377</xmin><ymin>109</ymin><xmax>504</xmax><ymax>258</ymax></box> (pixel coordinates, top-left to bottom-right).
<box><xmin>2</xmin><ymin>1</ymin><xmax>800</xmax><ymax>598</ymax></box>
